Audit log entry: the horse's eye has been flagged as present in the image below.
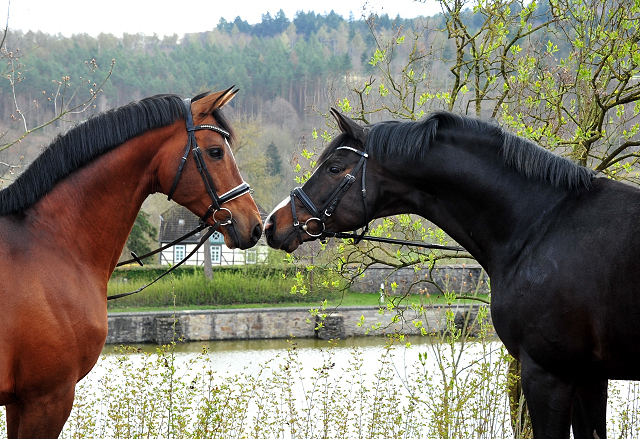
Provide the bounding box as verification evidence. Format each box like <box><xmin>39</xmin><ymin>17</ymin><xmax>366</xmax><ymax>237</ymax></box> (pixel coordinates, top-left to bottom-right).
<box><xmin>328</xmin><ymin>166</ymin><xmax>342</xmax><ymax>174</ymax></box>
<box><xmin>208</xmin><ymin>148</ymin><xmax>223</xmax><ymax>160</ymax></box>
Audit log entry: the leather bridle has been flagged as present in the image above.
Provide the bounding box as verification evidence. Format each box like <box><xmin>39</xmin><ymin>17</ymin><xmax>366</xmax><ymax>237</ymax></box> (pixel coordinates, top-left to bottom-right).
<box><xmin>288</xmin><ymin>145</ymin><xmax>466</xmax><ymax>252</ymax></box>
<box><xmin>290</xmin><ymin>145</ymin><xmax>370</xmax><ymax>242</ymax></box>
<box><xmin>167</xmin><ymin>98</ymin><xmax>252</xmax><ymax>226</ymax></box>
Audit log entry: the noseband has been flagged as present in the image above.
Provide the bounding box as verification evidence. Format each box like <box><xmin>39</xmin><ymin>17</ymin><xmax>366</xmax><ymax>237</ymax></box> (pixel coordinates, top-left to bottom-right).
<box><xmin>290</xmin><ymin>146</ymin><xmax>369</xmax><ymax>241</ymax></box>
<box><xmin>167</xmin><ymin>98</ymin><xmax>252</xmax><ymax>226</ymax></box>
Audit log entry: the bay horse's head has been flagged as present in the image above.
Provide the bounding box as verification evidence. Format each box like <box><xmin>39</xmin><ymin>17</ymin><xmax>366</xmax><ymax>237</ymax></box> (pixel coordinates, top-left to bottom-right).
<box><xmin>160</xmin><ymin>88</ymin><xmax>262</xmax><ymax>249</ymax></box>
<box><xmin>265</xmin><ymin>109</ymin><xmax>373</xmax><ymax>253</ymax></box>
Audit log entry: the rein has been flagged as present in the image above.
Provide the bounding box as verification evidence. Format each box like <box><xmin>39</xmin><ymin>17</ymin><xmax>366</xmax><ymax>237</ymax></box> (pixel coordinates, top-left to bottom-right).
<box><xmin>108</xmin><ymin>223</ymin><xmax>219</xmax><ymax>300</ymax></box>
<box><xmin>322</xmin><ymin>230</ymin><xmax>465</xmax><ymax>252</ymax></box>
<box><xmin>107</xmin><ymin>99</ymin><xmax>252</xmax><ymax>300</ymax></box>
<box><xmin>290</xmin><ymin>145</ymin><xmax>465</xmax><ymax>253</ymax></box>
<box><xmin>115</xmin><ymin>222</ymin><xmax>209</xmax><ymax>268</ymax></box>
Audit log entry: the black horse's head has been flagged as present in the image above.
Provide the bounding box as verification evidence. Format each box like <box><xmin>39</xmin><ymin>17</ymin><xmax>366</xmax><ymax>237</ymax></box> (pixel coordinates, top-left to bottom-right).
<box><xmin>265</xmin><ymin>109</ymin><xmax>375</xmax><ymax>252</ymax></box>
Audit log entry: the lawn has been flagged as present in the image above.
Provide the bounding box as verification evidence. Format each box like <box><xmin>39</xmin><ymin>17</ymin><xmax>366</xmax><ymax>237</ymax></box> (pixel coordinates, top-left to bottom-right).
<box><xmin>107</xmin><ymin>290</ymin><xmax>490</xmax><ymax>313</ymax></box>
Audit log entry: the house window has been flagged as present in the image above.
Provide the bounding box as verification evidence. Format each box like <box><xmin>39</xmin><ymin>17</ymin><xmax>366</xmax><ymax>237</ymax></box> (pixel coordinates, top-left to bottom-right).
<box><xmin>246</xmin><ymin>249</ymin><xmax>257</xmax><ymax>264</ymax></box>
<box><xmin>174</xmin><ymin>245</ymin><xmax>185</xmax><ymax>262</ymax></box>
<box><xmin>211</xmin><ymin>245</ymin><xmax>221</xmax><ymax>264</ymax></box>
<box><xmin>209</xmin><ymin>231</ymin><xmax>225</xmax><ymax>244</ymax></box>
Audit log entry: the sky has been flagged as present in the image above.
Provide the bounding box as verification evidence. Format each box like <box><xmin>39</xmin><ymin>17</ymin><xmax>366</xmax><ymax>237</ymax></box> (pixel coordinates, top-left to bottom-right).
<box><xmin>0</xmin><ymin>0</ymin><xmax>442</xmax><ymax>38</ymax></box>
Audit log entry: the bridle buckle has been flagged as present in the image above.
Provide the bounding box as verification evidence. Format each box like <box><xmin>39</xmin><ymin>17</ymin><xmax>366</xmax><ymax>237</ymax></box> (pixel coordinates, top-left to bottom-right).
<box><xmin>213</xmin><ymin>207</ymin><xmax>233</xmax><ymax>226</ymax></box>
<box><xmin>301</xmin><ymin>217</ymin><xmax>325</xmax><ymax>238</ymax></box>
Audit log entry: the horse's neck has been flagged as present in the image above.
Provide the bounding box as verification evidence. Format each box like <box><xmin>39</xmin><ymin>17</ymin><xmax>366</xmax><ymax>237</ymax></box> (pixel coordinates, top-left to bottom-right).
<box><xmin>24</xmin><ymin>133</ymin><xmax>165</xmax><ymax>278</ymax></box>
<box><xmin>392</xmin><ymin>143</ymin><xmax>569</xmax><ymax>271</ymax></box>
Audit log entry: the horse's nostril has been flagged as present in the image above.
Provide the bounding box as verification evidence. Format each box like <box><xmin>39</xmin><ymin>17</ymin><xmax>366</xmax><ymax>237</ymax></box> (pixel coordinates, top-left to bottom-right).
<box><xmin>264</xmin><ymin>217</ymin><xmax>274</xmax><ymax>237</ymax></box>
<box><xmin>252</xmin><ymin>223</ymin><xmax>263</xmax><ymax>242</ymax></box>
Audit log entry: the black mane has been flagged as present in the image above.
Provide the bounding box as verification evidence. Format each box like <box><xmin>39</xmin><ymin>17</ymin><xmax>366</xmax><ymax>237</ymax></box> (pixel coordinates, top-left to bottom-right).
<box><xmin>0</xmin><ymin>93</ymin><xmax>233</xmax><ymax>216</ymax></box>
<box><xmin>345</xmin><ymin>111</ymin><xmax>595</xmax><ymax>191</ymax></box>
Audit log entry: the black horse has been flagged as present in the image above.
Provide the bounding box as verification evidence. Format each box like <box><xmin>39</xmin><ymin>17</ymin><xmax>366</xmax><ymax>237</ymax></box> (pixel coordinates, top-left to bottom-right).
<box><xmin>265</xmin><ymin>108</ymin><xmax>640</xmax><ymax>439</ymax></box>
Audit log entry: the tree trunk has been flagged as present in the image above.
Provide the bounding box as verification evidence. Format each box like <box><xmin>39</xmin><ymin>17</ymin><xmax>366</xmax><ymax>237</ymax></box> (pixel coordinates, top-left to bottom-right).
<box><xmin>203</xmin><ymin>236</ymin><xmax>213</xmax><ymax>280</ymax></box>
<box><xmin>508</xmin><ymin>358</ymin><xmax>533</xmax><ymax>439</ymax></box>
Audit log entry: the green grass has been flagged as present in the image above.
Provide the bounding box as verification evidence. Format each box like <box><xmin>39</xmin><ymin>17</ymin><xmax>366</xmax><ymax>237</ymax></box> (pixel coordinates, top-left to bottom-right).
<box><xmin>108</xmin><ymin>264</ymin><xmax>336</xmax><ymax>310</ymax></box>
<box><xmin>107</xmin><ymin>290</ymin><xmax>382</xmax><ymax>313</ymax></box>
<box><xmin>107</xmin><ymin>264</ymin><xmax>490</xmax><ymax>312</ymax></box>
<box><xmin>107</xmin><ymin>288</ymin><xmax>490</xmax><ymax>313</ymax></box>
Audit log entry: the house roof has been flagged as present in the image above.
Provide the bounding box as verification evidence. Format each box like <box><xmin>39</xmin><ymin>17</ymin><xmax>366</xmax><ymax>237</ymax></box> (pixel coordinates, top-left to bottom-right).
<box><xmin>158</xmin><ymin>203</ymin><xmax>268</xmax><ymax>244</ymax></box>
<box><xmin>158</xmin><ymin>205</ymin><xmax>204</xmax><ymax>244</ymax></box>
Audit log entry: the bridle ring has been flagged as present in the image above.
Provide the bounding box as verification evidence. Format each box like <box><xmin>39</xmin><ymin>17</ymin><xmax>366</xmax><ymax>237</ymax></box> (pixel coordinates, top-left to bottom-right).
<box><xmin>301</xmin><ymin>217</ymin><xmax>325</xmax><ymax>237</ymax></box>
<box><xmin>213</xmin><ymin>207</ymin><xmax>233</xmax><ymax>226</ymax></box>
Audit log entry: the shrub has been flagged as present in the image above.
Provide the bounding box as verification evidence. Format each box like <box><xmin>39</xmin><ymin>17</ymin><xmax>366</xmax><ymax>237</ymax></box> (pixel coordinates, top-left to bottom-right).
<box><xmin>107</xmin><ymin>265</ymin><xmax>343</xmax><ymax>309</ymax></box>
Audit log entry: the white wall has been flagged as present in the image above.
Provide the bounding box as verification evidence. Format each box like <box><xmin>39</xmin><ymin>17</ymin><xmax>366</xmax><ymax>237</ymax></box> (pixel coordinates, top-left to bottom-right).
<box><xmin>159</xmin><ymin>243</ymin><xmax>268</xmax><ymax>266</ymax></box>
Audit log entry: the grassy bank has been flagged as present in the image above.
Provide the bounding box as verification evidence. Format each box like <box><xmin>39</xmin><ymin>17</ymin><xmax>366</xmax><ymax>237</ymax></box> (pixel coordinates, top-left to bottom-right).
<box><xmin>108</xmin><ymin>264</ymin><xmax>345</xmax><ymax>310</ymax></box>
<box><xmin>107</xmin><ymin>264</ymin><xmax>490</xmax><ymax>312</ymax></box>
<box><xmin>106</xmin><ymin>291</ymin><xmax>385</xmax><ymax>312</ymax></box>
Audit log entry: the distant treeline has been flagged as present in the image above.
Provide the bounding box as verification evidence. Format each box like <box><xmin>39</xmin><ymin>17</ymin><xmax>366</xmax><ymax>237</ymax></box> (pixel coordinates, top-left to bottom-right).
<box><xmin>0</xmin><ymin>1</ymin><xmax>564</xmax><ymax>124</ymax></box>
<box><xmin>0</xmin><ymin>9</ymin><xmax>437</xmax><ymax>120</ymax></box>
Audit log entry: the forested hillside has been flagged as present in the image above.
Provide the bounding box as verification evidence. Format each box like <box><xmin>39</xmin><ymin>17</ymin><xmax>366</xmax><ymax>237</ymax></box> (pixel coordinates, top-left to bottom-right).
<box><xmin>0</xmin><ymin>10</ymin><xmax>424</xmax><ymax>115</ymax></box>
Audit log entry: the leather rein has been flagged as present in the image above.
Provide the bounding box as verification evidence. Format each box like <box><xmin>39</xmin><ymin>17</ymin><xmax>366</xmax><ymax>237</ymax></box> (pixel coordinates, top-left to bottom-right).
<box><xmin>108</xmin><ymin>98</ymin><xmax>252</xmax><ymax>300</ymax></box>
<box><xmin>290</xmin><ymin>146</ymin><xmax>465</xmax><ymax>252</ymax></box>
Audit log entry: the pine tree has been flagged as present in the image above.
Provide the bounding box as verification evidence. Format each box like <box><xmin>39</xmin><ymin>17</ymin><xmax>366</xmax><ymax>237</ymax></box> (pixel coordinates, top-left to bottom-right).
<box><xmin>126</xmin><ymin>211</ymin><xmax>157</xmax><ymax>256</ymax></box>
<box><xmin>265</xmin><ymin>142</ymin><xmax>283</xmax><ymax>177</ymax></box>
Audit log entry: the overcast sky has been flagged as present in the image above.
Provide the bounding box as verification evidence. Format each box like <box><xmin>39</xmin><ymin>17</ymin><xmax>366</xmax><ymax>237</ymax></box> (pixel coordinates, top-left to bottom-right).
<box><xmin>1</xmin><ymin>0</ymin><xmax>442</xmax><ymax>38</ymax></box>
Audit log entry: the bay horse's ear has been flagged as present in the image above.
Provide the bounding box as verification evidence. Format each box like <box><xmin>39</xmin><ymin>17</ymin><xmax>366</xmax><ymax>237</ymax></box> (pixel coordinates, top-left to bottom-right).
<box><xmin>330</xmin><ymin>108</ymin><xmax>367</xmax><ymax>143</ymax></box>
<box><xmin>192</xmin><ymin>86</ymin><xmax>239</xmax><ymax>119</ymax></box>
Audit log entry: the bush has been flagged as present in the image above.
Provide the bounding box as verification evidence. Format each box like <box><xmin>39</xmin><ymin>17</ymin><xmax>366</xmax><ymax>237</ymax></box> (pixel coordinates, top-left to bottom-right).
<box><xmin>107</xmin><ymin>265</ymin><xmax>343</xmax><ymax>309</ymax></box>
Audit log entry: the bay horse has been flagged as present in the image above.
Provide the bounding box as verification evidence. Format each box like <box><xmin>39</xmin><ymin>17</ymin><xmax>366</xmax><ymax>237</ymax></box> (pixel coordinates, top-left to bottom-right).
<box><xmin>265</xmin><ymin>108</ymin><xmax>639</xmax><ymax>439</ymax></box>
<box><xmin>0</xmin><ymin>87</ymin><xmax>263</xmax><ymax>438</ymax></box>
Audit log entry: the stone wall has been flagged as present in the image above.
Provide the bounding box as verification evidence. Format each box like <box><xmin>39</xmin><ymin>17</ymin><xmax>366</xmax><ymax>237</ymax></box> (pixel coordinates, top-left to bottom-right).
<box><xmin>106</xmin><ymin>304</ymin><xmax>487</xmax><ymax>344</ymax></box>
<box><xmin>349</xmin><ymin>264</ymin><xmax>489</xmax><ymax>295</ymax></box>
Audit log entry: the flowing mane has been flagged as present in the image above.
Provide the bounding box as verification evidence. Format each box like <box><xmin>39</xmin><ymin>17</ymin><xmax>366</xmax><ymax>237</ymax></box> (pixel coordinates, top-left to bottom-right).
<box><xmin>0</xmin><ymin>92</ymin><xmax>233</xmax><ymax>216</ymax></box>
<box><xmin>349</xmin><ymin>111</ymin><xmax>594</xmax><ymax>192</ymax></box>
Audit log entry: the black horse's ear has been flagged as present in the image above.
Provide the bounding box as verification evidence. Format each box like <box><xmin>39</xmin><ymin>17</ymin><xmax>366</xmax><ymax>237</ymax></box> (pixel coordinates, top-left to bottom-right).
<box><xmin>330</xmin><ymin>108</ymin><xmax>367</xmax><ymax>143</ymax></box>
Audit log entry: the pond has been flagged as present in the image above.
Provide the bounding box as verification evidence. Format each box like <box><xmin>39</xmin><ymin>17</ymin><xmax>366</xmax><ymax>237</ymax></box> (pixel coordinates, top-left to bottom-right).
<box><xmin>100</xmin><ymin>335</ymin><xmax>450</xmax><ymax>376</ymax></box>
